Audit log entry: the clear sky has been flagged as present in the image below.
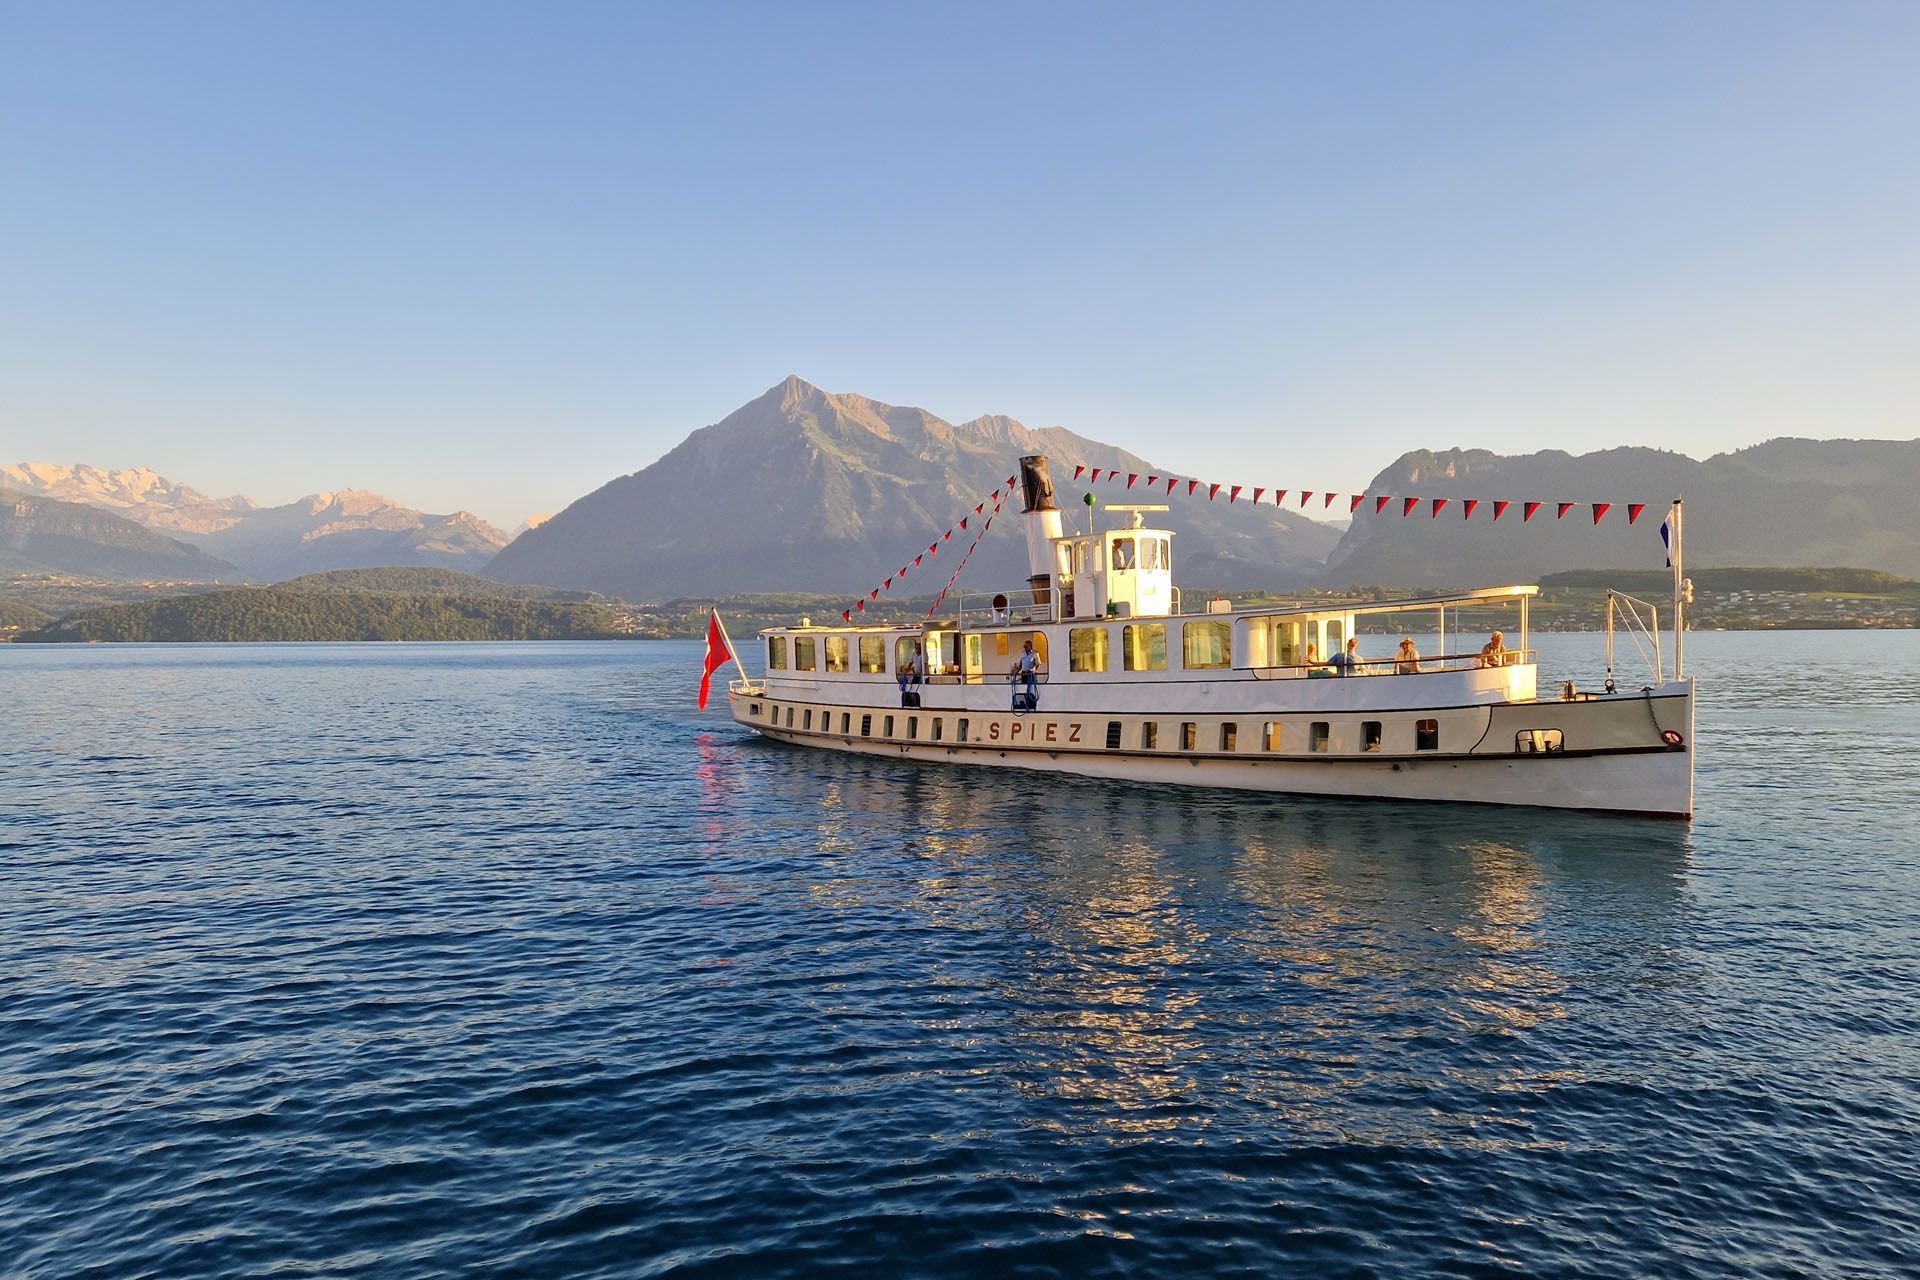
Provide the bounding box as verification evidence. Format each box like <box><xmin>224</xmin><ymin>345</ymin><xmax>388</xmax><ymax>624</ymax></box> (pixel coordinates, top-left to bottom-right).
<box><xmin>2</xmin><ymin>2</ymin><xmax>1915</xmax><ymax>529</ymax></box>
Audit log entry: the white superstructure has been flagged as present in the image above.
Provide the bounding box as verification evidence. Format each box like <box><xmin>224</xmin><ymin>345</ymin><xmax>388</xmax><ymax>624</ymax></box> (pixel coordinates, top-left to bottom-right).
<box><xmin>727</xmin><ymin>456</ymin><xmax>1695</xmax><ymax>818</ymax></box>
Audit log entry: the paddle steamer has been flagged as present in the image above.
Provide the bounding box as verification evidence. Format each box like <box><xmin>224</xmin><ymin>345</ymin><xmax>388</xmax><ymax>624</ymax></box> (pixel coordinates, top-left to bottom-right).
<box><xmin>726</xmin><ymin>456</ymin><xmax>1695</xmax><ymax>818</ymax></box>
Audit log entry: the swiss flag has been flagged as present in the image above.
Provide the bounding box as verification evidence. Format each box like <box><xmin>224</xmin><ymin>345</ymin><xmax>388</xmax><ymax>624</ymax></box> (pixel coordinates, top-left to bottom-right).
<box><xmin>697</xmin><ymin>610</ymin><xmax>735</xmax><ymax>710</ymax></box>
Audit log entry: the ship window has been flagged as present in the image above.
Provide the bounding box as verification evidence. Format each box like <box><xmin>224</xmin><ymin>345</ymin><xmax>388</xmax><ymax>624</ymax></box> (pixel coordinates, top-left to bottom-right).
<box><xmin>785</xmin><ymin>707</ymin><xmax>795</xmax><ymax>728</ymax></box>
<box><xmin>1325</xmin><ymin>620</ymin><xmax>1345</xmax><ymax>653</ymax></box>
<box><xmin>1123</xmin><ymin>623</ymin><xmax>1167</xmax><ymax>671</ymax></box>
<box><xmin>1181</xmin><ymin>722</ymin><xmax>1197</xmax><ymax>751</ymax></box>
<box><xmin>884</xmin><ymin>715</ymin><xmax>895</xmax><ymax>737</ymax></box>
<box><xmin>1517</xmin><ymin>729</ymin><xmax>1563</xmax><ymax>754</ymax></box>
<box><xmin>1183</xmin><ymin>620</ymin><xmax>1231</xmax><ymax>669</ymax></box>
<box><xmin>1417</xmin><ymin>719</ymin><xmax>1440</xmax><ymax>751</ymax></box>
<box><xmin>860</xmin><ymin>714</ymin><xmax>872</xmax><ymax>737</ymax></box>
<box><xmin>1263</xmin><ymin>721</ymin><xmax>1282</xmax><ymax>751</ymax></box>
<box><xmin>964</xmin><ymin>634</ymin><xmax>984</xmax><ymax>676</ymax></box>
<box><xmin>906</xmin><ymin>716</ymin><xmax>917</xmax><ymax>739</ymax></box>
<box><xmin>1111</xmin><ymin>537</ymin><xmax>1136</xmax><ymax>571</ymax></box>
<box><xmin>795</xmin><ymin>637</ymin><xmax>817</xmax><ymax>671</ymax></box>
<box><xmin>1310</xmin><ymin>722</ymin><xmax>1329</xmax><ymax>753</ymax></box>
<box><xmin>803</xmin><ymin>709</ymin><xmax>812</xmax><ymax>731</ymax></box>
<box><xmin>932</xmin><ymin>717</ymin><xmax>943</xmax><ymax>742</ymax></box>
<box><xmin>768</xmin><ymin>636</ymin><xmax>787</xmax><ymax>669</ymax></box>
<box><xmin>1070</xmin><ymin>627</ymin><xmax>1109</xmax><ymax>672</ymax></box>
<box><xmin>957</xmin><ymin>717</ymin><xmax>970</xmax><ymax>742</ymax></box>
<box><xmin>1105</xmin><ymin>720</ymin><xmax>1122</xmax><ymax>749</ymax></box>
<box><xmin>1220</xmin><ymin>722</ymin><xmax>1238</xmax><ymax>752</ymax></box>
<box><xmin>840</xmin><ymin>713</ymin><xmax>850</xmax><ymax>735</ymax></box>
<box><xmin>826</xmin><ymin>636</ymin><xmax>850</xmax><ymax>673</ymax></box>
<box><xmin>1142</xmin><ymin>722</ymin><xmax>1158</xmax><ymax>749</ymax></box>
<box><xmin>1363</xmin><ymin>721</ymin><xmax>1382</xmax><ymax>752</ymax></box>
<box><xmin>1072</xmin><ymin>541</ymin><xmax>1090</xmax><ymax>574</ymax></box>
<box><xmin>750</xmin><ymin>703</ymin><xmax>761</xmax><ymax>717</ymax></box>
<box><xmin>860</xmin><ymin>636</ymin><xmax>886</xmax><ymax>674</ymax></box>
<box><xmin>895</xmin><ymin>636</ymin><xmax>920</xmax><ymax>673</ymax></box>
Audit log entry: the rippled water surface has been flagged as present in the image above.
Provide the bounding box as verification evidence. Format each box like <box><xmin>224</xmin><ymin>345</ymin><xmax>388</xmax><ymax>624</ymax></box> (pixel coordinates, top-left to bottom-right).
<box><xmin>4</xmin><ymin>635</ymin><xmax>1917</xmax><ymax>1278</ymax></box>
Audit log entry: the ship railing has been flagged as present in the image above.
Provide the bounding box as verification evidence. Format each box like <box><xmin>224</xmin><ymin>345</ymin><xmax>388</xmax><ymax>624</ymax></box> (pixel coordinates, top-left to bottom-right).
<box><xmin>1248</xmin><ymin>649</ymin><xmax>1536</xmax><ymax>679</ymax></box>
<box><xmin>923</xmin><ymin>670</ymin><xmax>1052</xmax><ymax>686</ymax></box>
<box><xmin>727</xmin><ymin>677</ymin><xmax>765</xmax><ymax>695</ymax></box>
<box><xmin>952</xmin><ymin>586</ymin><xmax>1062</xmax><ymax>627</ymax></box>
<box><xmin>1605</xmin><ymin>591</ymin><xmax>1663</xmax><ymax>689</ymax></box>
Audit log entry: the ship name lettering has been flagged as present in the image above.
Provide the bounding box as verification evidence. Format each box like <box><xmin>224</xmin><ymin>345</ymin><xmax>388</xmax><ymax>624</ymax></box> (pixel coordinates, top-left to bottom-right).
<box><xmin>1045</xmin><ymin>723</ymin><xmax>1058</xmax><ymax>743</ymax></box>
<box><xmin>1068</xmin><ymin>724</ymin><xmax>1082</xmax><ymax>744</ymax></box>
<box><xmin>988</xmin><ymin>722</ymin><xmax>1002</xmax><ymax>741</ymax></box>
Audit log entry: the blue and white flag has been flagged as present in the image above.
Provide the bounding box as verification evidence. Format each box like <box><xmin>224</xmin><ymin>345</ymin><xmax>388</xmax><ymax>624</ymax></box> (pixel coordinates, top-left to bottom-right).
<box><xmin>1659</xmin><ymin>519</ymin><xmax>1672</xmax><ymax>568</ymax></box>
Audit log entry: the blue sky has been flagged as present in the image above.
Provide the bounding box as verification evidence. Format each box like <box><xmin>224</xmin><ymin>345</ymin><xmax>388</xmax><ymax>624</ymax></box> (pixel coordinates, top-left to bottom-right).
<box><xmin>2</xmin><ymin>2</ymin><xmax>1915</xmax><ymax>528</ymax></box>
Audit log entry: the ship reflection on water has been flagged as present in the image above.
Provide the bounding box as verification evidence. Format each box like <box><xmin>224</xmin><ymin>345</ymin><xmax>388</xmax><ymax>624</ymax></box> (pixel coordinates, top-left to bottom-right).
<box><xmin>731</xmin><ymin>741</ymin><xmax>1694</xmax><ymax>1147</ymax></box>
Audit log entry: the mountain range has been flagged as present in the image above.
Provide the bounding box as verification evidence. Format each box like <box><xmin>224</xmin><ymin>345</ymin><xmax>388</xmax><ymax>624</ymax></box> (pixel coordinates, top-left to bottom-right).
<box><xmin>0</xmin><ymin>464</ymin><xmax>508</xmax><ymax>581</ymax></box>
<box><xmin>11</xmin><ymin>380</ymin><xmax>1920</xmax><ymax>598</ymax></box>
<box><xmin>1324</xmin><ymin>438</ymin><xmax>1920</xmax><ymax>586</ymax></box>
<box><xmin>483</xmin><ymin>376</ymin><xmax>1345</xmax><ymax>599</ymax></box>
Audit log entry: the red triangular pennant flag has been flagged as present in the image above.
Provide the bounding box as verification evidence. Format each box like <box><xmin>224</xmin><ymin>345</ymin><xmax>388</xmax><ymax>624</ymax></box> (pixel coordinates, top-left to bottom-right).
<box><xmin>1351</xmin><ymin>494</ymin><xmax>1365</xmax><ymax>513</ymax></box>
<box><xmin>1300</xmin><ymin>491</ymin><xmax>1314</xmax><ymax>508</ymax></box>
<box><xmin>1462</xmin><ymin>499</ymin><xmax>1479</xmax><ymax>519</ymax></box>
<box><xmin>1493</xmin><ymin>500</ymin><xmax>1510</xmax><ymax>521</ymax></box>
<box><xmin>1403</xmin><ymin>497</ymin><xmax>1419</xmax><ymax>517</ymax></box>
<box><xmin>959</xmin><ymin>516</ymin><xmax>968</xmax><ymax>530</ymax></box>
<box><xmin>1557</xmin><ymin>502</ymin><xmax>1576</xmax><ymax>520</ymax></box>
<box><xmin>1376</xmin><ymin>495</ymin><xmax>1392</xmax><ymax>513</ymax></box>
<box><xmin>1323</xmin><ymin>493</ymin><xmax>1336</xmax><ymax>509</ymax></box>
<box><xmin>1273</xmin><ymin>490</ymin><xmax>1288</xmax><ymax>505</ymax></box>
<box><xmin>884</xmin><ymin>577</ymin><xmax>893</xmax><ymax>589</ymax></box>
<box><xmin>1523</xmin><ymin>501</ymin><xmax>1541</xmax><ymax>522</ymax></box>
<box><xmin>975</xmin><ymin>503</ymin><xmax>985</xmax><ymax>514</ymax></box>
<box><xmin>697</xmin><ymin>610</ymin><xmax>734</xmax><ymax>711</ymax></box>
<box><xmin>1164</xmin><ymin>476</ymin><xmax>1178</xmax><ymax>493</ymax></box>
<box><xmin>1627</xmin><ymin>503</ymin><xmax>1646</xmax><ymax>524</ymax></box>
<box><xmin>1187</xmin><ymin>480</ymin><xmax>1199</xmax><ymax>496</ymax></box>
<box><xmin>869</xmin><ymin>589</ymin><xmax>879</xmax><ymax>600</ymax></box>
<box><xmin>1073</xmin><ymin>465</ymin><xmax>1086</xmax><ymax>480</ymax></box>
<box><xmin>1146</xmin><ymin>475</ymin><xmax>1158</xmax><ymax>486</ymax></box>
<box><xmin>1252</xmin><ymin>487</ymin><xmax>1265</xmax><ymax>504</ymax></box>
<box><xmin>842</xmin><ymin>610</ymin><xmax>852</xmax><ymax>621</ymax></box>
<box><xmin>1127</xmin><ymin>473</ymin><xmax>1139</xmax><ymax>489</ymax></box>
<box><xmin>1229</xmin><ymin>485</ymin><xmax>1242</xmax><ymax>503</ymax></box>
<box><xmin>855</xmin><ymin>600</ymin><xmax>865</xmax><ymax>612</ymax></box>
<box><xmin>1431</xmin><ymin>498</ymin><xmax>1449</xmax><ymax>517</ymax></box>
<box><xmin>1090</xmin><ymin>469</ymin><xmax>1103</xmax><ymax>483</ymax></box>
<box><xmin>1592</xmin><ymin>502</ymin><xmax>1611</xmax><ymax>524</ymax></box>
<box><xmin>1205</xmin><ymin>483</ymin><xmax>1219</xmax><ymax>500</ymax></box>
<box><xmin>914</xmin><ymin>554</ymin><xmax>923</xmax><ymax>566</ymax></box>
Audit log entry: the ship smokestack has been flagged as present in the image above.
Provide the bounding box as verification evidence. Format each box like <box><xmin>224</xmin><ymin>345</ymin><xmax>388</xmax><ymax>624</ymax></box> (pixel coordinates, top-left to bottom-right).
<box><xmin>1019</xmin><ymin>455</ymin><xmax>1063</xmax><ymax>611</ymax></box>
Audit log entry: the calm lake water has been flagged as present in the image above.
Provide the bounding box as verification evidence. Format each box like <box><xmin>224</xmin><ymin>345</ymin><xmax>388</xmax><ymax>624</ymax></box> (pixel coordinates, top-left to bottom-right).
<box><xmin>3</xmin><ymin>633</ymin><xmax>1916</xmax><ymax>1278</ymax></box>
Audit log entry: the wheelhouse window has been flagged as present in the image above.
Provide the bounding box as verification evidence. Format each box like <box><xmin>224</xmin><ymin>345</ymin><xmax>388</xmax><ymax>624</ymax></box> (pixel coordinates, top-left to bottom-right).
<box><xmin>1363</xmin><ymin>721</ymin><xmax>1382</xmax><ymax>752</ymax></box>
<box><xmin>859</xmin><ymin>636</ymin><xmax>886</xmax><ymax>674</ymax></box>
<box><xmin>826</xmin><ymin>636</ymin><xmax>850</xmax><ymax>674</ymax></box>
<box><xmin>1310</xmin><ymin>722</ymin><xmax>1329</xmax><ymax>753</ymax></box>
<box><xmin>1416</xmin><ymin>719</ymin><xmax>1440</xmax><ymax>751</ymax></box>
<box><xmin>1111</xmin><ymin>536</ymin><xmax>1137</xmax><ymax>570</ymax></box>
<box><xmin>1123</xmin><ymin>623</ymin><xmax>1167</xmax><ymax>671</ymax></box>
<box><xmin>1070</xmin><ymin>626</ymin><xmax>1109</xmax><ymax>673</ymax></box>
<box><xmin>1183</xmin><ymin>620</ymin><xmax>1231</xmax><ymax>669</ymax></box>
<box><xmin>795</xmin><ymin>637</ymin><xmax>817</xmax><ymax>671</ymax></box>
<box><xmin>767</xmin><ymin>636</ymin><xmax>787</xmax><ymax>670</ymax></box>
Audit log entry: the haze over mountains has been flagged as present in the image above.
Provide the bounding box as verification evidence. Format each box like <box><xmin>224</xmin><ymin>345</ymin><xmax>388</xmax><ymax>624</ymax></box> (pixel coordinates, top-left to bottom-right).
<box><xmin>1</xmin><ymin>464</ymin><xmax>508</xmax><ymax>581</ymax></box>
<box><xmin>12</xmin><ymin>379</ymin><xmax>1919</xmax><ymax>597</ymax></box>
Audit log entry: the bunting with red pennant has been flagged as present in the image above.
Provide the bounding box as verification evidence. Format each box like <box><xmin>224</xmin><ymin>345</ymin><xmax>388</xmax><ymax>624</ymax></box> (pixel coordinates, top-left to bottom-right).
<box><xmin>835</xmin><ymin>475</ymin><xmax>1015</xmax><ymax>624</ymax></box>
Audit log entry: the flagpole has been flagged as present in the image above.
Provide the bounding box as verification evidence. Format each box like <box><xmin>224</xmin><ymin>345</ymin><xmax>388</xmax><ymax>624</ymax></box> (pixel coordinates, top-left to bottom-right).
<box><xmin>1670</xmin><ymin>499</ymin><xmax>1685</xmax><ymax>682</ymax></box>
<box><xmin>713</xmin><ymin>609</ymin><xmax>744</xmax><ymax>684</ymax></box>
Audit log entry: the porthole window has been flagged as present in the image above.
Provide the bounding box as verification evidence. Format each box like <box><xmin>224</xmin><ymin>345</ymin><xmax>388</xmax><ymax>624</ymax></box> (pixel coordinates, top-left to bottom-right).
<box><xmin>957</xmin><ymin>717</ymin><xmax>970</xmax><ymax>742</ymax></box>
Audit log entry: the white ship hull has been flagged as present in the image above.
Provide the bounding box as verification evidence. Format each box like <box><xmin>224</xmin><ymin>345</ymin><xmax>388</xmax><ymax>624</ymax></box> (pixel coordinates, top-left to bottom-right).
<box><xmin>729</xmin><ymin>680</ymin><xmax>1695</xmax><ymax>819</ymax></box>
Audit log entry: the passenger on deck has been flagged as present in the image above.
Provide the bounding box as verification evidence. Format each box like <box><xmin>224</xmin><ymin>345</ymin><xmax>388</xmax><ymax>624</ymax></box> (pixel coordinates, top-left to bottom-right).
<box><xmin>1395</xmin><ymin>637</ymin><xmax>1421</xmax><ymax>674</ymax></box>
<box><xmin>1013</xmin><ymin>639</ymin><xmax>1042</xmax><ymax>708</ymax></box>
<box><xmin>898</xmin><ymin>642</ymin><xmax>923</xmax><ymax>695</ymax></box>
<box><xmin>1479</xmin><ymin>631</ymin><xmax>1508</xmax><ymax>668</ymax></box>
<box><xmin>1304</xmin><ymin>643</ymin><xmax>1329</xmax><ymax>677</ymax></box>
<box><xmin>1331</xmin><ymin>637</ymin><xmax>1363</xmax><ymax>676</ymax></box>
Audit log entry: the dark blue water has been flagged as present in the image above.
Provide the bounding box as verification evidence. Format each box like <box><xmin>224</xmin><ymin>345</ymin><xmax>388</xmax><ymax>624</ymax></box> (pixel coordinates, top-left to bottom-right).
<box><xmin>4</xmin><ymin>635</ymin><xmax>1917</xmax><ymax>1278</ymax></box>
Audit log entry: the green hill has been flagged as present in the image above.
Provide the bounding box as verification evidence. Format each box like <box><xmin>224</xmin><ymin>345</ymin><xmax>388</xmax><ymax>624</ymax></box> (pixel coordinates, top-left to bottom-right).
<box><xmin>1540</xmin><ymin>567</ymin><xmax>1918</xmax><ymax>594</ymax></box>
<box><xmin>21</xmin><ymin>588</ymin><xmax>635</xmax><ymax>643</ymax></box>
<box><xmin>0</xmin><ymin>599</ymin><xmax>52</xmax><ymax>634</ymax></box>
<box><xmin>274</xmin><ymin>567</ymin><xmax>607</xmax><ymax>601</ymax></box>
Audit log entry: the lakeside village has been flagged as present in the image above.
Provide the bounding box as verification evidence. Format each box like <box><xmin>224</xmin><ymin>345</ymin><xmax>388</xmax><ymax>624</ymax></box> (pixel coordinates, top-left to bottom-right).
<box><xmin>3</xmin><ymin>565</ymin><xmax>1916</xmax><ymax>642</ymax></box>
